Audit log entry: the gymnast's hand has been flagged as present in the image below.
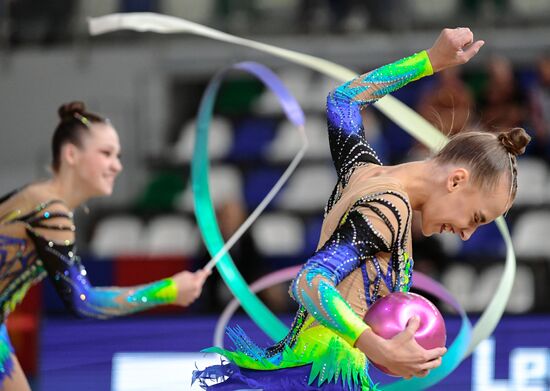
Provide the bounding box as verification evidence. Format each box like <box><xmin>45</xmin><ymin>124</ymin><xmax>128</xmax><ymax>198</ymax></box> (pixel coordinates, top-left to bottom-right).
<box><xmin>355</xmin><ymin>315</ymin><xmax>447</xmax><ymax>379</ymax></box>
<box><xmin>172</xmin><ymin>269</ymin><xmax>211</xmax><ymax>306</ymax></box>
<box><xmin>427</xmin><ymin>27</ymin><xmax>485</xmax><ymax>73</ymax></box>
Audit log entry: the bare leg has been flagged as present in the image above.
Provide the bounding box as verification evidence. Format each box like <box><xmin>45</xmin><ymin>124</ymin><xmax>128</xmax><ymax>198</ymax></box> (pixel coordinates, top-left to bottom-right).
<box><xmin>1</xmin><ymin>355</ymin><xmax>31</xmax><ymax>391</ymax></box>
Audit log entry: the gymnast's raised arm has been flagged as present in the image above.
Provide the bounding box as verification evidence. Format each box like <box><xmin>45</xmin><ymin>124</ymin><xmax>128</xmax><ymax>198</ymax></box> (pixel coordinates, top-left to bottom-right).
<box><xmin>326</xmin><ymin>27</ymin><xmax>484</xmax><ymax>182</ymax></box>
<box><xmin>312</xmin><ymin>27</ymin><xmax>484</xmax><ymax>378</ymax></box>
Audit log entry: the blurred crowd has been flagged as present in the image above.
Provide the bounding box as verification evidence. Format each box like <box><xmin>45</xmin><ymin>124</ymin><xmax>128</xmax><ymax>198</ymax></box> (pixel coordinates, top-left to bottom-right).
<box><xmin>2</xmin><ymin>0</ymin><xmax>550</xmax><ymax>47</ymax></box>
<box><xmin>415</xmin><ymin>53</ymin><xmax>550</xmax><ymax>162</ymax></box>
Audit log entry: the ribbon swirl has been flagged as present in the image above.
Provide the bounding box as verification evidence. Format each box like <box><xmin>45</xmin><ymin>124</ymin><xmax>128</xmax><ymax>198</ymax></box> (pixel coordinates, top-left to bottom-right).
<box><xmin>89</xmin><ymin>13</ymin><xmax>517</xmax><ymax>388</ymax></box>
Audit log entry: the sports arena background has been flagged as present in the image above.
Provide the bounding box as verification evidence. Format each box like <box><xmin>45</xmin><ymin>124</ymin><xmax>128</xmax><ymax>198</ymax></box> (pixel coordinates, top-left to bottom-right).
<box><xmin>0</xmin><ymin>1</ymin><xmax>549</xmax><ymax>390</ymax></box>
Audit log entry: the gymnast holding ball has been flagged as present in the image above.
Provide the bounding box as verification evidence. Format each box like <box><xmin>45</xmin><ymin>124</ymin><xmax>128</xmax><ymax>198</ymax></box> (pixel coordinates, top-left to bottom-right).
<box><xmin>194</xmin><ymin>26</ymin><xmax>530</xmax><ymax>390</ymax></box>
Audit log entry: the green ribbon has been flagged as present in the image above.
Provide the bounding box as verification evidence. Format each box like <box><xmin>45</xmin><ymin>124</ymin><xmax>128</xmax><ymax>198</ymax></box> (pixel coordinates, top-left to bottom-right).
<box><xmin>89</xmin><ymin>13</ymin><xmax>517</xmax><ymax>388</ymax></box>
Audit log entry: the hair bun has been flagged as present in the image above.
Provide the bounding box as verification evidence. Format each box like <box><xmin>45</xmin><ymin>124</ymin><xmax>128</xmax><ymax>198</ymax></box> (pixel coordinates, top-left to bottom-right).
<box><xmin>497</xmin><ymin>127</ymin><xmax>531</xmax><ymax>156</ymax></box>
<box><xmin>58</xmin><ymin>101</ymin><xmax>86</xmax><ymax>121</ymax></box>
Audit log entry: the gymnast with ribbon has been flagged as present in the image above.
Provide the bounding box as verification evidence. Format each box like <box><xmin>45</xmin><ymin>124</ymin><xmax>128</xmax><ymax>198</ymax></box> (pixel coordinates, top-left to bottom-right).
<box><xmin>0</xmin><ymin>102</ymin><xmax>210</xmax><ymax>391</ymax></box>
<box><xmin>87</xmin><ymin>14</ymin><xmax>530</xmax><ymax>390</ymax></box>
<box><xmin>186</xmin><ymin>27</ymin><xmax>531</xmax><ymax>390</ymax></box>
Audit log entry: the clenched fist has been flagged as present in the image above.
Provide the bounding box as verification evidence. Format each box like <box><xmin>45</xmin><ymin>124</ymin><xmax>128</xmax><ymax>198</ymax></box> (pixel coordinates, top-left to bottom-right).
<box><xmin>172</xmin><ymin>269</ymin><xmax>211</xmax><ymax>306</ymax></box>
<box><xmin>427</xmin><ymin>27</ymin><xmax>485</xmax><ymax>73</ymax></box>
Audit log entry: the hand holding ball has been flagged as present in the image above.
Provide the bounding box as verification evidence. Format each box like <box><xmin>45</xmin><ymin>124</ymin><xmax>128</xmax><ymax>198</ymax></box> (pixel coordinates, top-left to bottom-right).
<box><xmin>363</xmin><ymin>292</ymin><xmax>447</xmax><ymax>376</ymax></box>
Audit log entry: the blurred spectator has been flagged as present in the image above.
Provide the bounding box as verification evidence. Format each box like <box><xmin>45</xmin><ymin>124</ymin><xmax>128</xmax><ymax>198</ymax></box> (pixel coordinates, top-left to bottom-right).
<box><xmin>462</xmin><ymin>0</ymin><xmax>508</xmax><ymax>24</ymax></box>
<box><xmin>8</xmin><ymin>0</ymin><xmax>75</xmax><ymax>47</ymax></box>
<box><xmin>479</xmin><ymin>56</ymin><xmax>527</xmax><ymax>131</ymax></box>
<box><xmin>215</xmin><ymin>0</ymin><xmax>257</xmax><ymax>34</ymax></box>
<box><xmin>529</xmin><ymin>53</ymin><xmax>550</xmax><ymax>160</ymax></box>
<box><xmin>410</xmin><ymin>68</ymin><xmax>475</xmax><ymax>163</ymax></box>
<box><xmin>417</xmin><ymin>67</ymin><xmax>475</xmax><ymax>136</ymax></box>
<box><xmin>364</xmin><ymin>0</ymin><xmax>410</xmax><ymax>31</ymax></box>
<box><xmin>297</xmin><ymin>0</ymin><xmax>407</xmax><ymax>34</ymax></box>
<box><xmin>120</xmin><ymin>0</ymin><xmax>158</xmax><ymax>13</ymax></box>
<box><xmin>297</xmin><ymin>0</ymin><xmax>353</xmax><ymax>34</ymax></box>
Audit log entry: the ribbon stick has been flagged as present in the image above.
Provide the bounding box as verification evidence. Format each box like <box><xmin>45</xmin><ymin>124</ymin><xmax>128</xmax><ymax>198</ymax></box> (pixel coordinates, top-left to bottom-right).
<box><xmin>89</xmin><ymin>12</ymin><xmax>517</xmax><ymax>387</ymax></box>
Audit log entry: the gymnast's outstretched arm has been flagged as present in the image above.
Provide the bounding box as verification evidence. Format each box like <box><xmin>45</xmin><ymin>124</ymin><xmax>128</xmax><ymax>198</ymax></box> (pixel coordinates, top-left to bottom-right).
<box><xmin>26</xmin><ymin>202</ymin><xmax>208</xmax><ymax>319</ymax></box>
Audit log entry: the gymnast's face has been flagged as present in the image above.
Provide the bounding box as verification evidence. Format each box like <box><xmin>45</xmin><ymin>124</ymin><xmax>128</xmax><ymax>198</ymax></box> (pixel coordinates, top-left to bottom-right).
<box><xmin>420</xmin><ymin>168</ymin><xmax>510</xmax><ymax>240</ymax></box>
<box><xmin>67</xmin><ymin>122</ymin><xmax>123</xmax><ymax>197</ymax></box>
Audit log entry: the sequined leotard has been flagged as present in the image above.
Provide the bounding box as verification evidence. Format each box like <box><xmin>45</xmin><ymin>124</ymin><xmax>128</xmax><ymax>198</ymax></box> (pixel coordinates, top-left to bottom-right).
<box><xmin>194</xmin><ymin>51</ymin><xmax>434</xmax><ymax>391</ymax></box>
<box><xmin>0</xmin><ymin>189</ymin><xmax>179</xmax><ymax>382</ymax></box>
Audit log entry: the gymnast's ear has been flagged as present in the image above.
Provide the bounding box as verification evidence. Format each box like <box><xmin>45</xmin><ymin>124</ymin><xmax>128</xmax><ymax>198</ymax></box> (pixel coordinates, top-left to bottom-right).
<box><xmin>60</xmin><ymin>142</ymin><xmax>81</xmax><ymax>168</ymax></box>
<box><xmin>447</xmin><ymin>168</ymin><xmax>469</xmax><ymax>192</ymax></box>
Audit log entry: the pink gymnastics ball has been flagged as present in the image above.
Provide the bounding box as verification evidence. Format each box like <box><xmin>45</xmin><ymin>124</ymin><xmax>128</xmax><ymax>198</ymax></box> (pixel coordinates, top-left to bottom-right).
<box><xmin>363</xmin><ymin>292</ymin><xmax>446</xmax><ymax>376</ymax></box>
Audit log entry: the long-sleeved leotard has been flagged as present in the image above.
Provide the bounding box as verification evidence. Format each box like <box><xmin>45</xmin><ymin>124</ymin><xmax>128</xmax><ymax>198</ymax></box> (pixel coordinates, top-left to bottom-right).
<box><xmin>0</xmin><ymin>190</ymin><xmax>180</xmax><ymax>383</ymax></box>
<box><xmin>291</xmin><ymin>50</ymin><xmax>432</xmax><ymax>345</ymax></box>
<box><xmin>0</xmin><ymin>192</ymin><xmax>178</xmax><ymax>326</ymax></box>
<box><xmin>325</xmin><ymin>50</ymin><xmax>433</xmax><ymax>210</ymax></box>
<box><xmin>198</xmin><ymin>51</ymin><xmax>433</xmax><ymax>391</ymax></box>
<box><xmin>291</xmin><ymin>192</ymin><xmax>412</xmax><ymax>346</ymax></box>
